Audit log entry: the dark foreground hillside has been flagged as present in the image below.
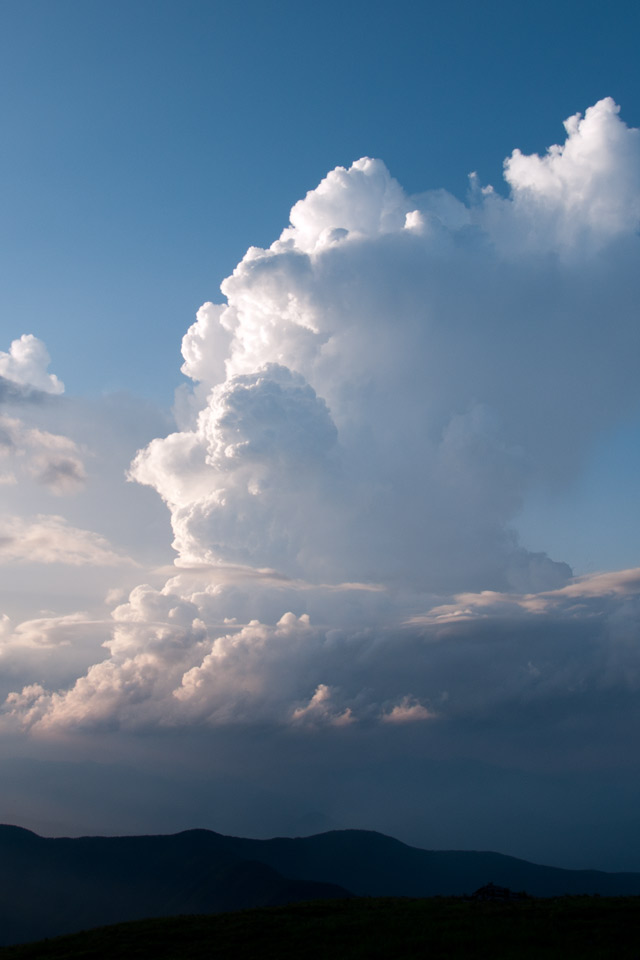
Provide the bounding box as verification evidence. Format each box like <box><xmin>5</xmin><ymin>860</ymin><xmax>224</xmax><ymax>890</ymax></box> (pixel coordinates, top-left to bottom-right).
<box><xmin>1</xmin><ymin>897</ymin><xmax>639</xmax><ymax>960</ymax></box>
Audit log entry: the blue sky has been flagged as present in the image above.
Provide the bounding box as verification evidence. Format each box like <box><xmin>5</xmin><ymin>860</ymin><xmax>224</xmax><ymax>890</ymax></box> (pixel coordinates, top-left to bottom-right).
<box><xmin>0</xmin><ymin>0</ymin><xmax>639</xmax><ymax>869</ymax></box>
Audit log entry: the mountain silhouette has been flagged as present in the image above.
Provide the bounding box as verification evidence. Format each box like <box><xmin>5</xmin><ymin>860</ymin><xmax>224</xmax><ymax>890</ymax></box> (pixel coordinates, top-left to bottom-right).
<box><xmin>0</xmin><ymin>825</ymin><xmax>349</xmax><ymax>945</ymax></box>
<box><xmin>219</xmin><ymin>828</ymin><xmax>640</xmax><ymax>898</ymax></box>
<box><xmin>2</xmin><ymin>824</ymin><xmax>640</xmax><ymax>945</ymax></box>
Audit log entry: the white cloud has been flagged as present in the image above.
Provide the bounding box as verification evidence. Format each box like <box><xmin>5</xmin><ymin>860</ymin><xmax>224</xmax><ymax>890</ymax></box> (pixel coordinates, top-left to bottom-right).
<box><xmin>180</xmin><ymin>301</ymin><xmax>233</xmax><ymax>388</ymax></box>
<box><xmin>281</xmin><ymin>157</ymin><xmax>408</xmax><ymax>254</ymax></box>
<box><xmin>133</xmin><ymin>364</ymin><xmax>340</xmax><ymax>572</ymax></box>
<box><xmin>0</xmin><ymin>335</ymin><xmax>64</xmax><ymax>395</ymax></box>
<box><xmin>499</xmin><ymin>97</ymin><xmax>640</xmax><ymax>253</ymax></box>
<box><xmin>0</xmin><ymin>515</ymin><xmax>136</xmax><ymax>567</ymax></box>
<box><xmin>2</xmin><ymin>613</ymin><xmax>107</xmax><ymax>648</ymax></box>
<box><xmin>407</xmin><ymin>567</ymin><xmax>640</xmax><ymax>625</ymax></box>
<box><xmin>137</xmin><ymin>99</ymin><xmax>640</xmax><ymax>598</ymax></box>
<box><xmin>291</xmin><ymin>684</ymin><xmax>355</xmax><ymax>727</ymax></box>
<box><xmin>381</xmin><ymin>696</ymin><xmax>434</xmax><ymax>724</ymax></box>
<box><xmin>4</xmin><ymin>564</ymin><xmax>640</xmax><ymax>742</ymax></box>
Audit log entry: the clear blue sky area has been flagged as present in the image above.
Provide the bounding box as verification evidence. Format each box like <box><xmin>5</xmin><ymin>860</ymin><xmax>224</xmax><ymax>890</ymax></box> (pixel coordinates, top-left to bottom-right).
<box><xmin>1</xmin><ymin>0</ymin><xmax>639</xmax><ymax>400</ymax></box>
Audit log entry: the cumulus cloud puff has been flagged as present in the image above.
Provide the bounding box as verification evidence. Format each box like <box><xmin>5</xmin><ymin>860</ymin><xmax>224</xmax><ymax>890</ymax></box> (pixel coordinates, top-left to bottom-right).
<box><xmin>499</xmin><ymin>98</ymin><xmax>640</xmax><ymax>252</ymax></box>
<box><xmin>0</xmin><ymin>335</ymin><xmax>64</xmax><ymax>395</ymax></box>
<box><xmin>5</xmin><ymin>98</ymin><xmax>640</xmax><ymax>758</ymax></box>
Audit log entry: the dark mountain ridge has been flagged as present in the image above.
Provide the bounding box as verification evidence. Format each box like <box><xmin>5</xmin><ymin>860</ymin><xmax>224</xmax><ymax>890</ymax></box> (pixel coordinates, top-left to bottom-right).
<box><xmin>2</xmin><ymin>824</ymin><xmax>640</xmax><ymax>945</ymax></box>
<box><xmin>0</xmin><ymin>825</ymin><xmax>348</xmax><ymax>945</ymax></box>
<box><xmin>220</xmin><ymin>828</ymin><xmax>640</xmax><ymax>898</ymax></box>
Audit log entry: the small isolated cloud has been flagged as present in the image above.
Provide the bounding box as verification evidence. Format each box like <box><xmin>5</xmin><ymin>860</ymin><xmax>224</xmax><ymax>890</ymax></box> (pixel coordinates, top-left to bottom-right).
<box><xmin>0</xmin><ymin>335</ymin><xmax>64</xmax><ymax>395</ymax></box>
<box><xmin>0</xmin><ymin>515</ymin><xmax>136</xmax><ymax>567</ymax></box>
<box><xmin>1</xmin><ymin>613</ymin><xmax>106</xmax><ymax>649</ymax></box>
<box><xmin>21</xmin><ymin>425</ymin><xmax>86</xmax><ymax>494</ymax></box>
<box><xmin>381</xmin><ymin>697</ymin><xmax>435</xmax><ymax>724</ymax></box>
<box><xmin>0</xmin><ymin>415</ymin><xmax>86</xmax><ymax>494</ymax></box>
<box><xmin>291</xmin><ymin>684</ymin><xmax>355</xmax><ymax>727</ymax></box>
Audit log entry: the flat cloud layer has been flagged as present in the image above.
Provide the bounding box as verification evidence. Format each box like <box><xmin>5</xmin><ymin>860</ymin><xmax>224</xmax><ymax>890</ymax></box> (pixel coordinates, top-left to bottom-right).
<box><xmin>0</xmin><ymin>515</ymin><xmax>134</xmax><ymax>567</ymax></box>
<box><xmin>2</xmin><ymin>100</ymin><xmax>640</xmax><ymax>863</ymax></box>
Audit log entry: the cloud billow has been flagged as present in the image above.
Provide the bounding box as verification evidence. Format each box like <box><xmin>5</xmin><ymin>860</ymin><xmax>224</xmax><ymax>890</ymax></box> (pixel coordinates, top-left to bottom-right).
<box><xmin>132</xmin><ymin>98</ymin><xmax>640</xmax><ymax>595</ymax></box>
<box><xmin>0</xmin><ymin>335</ymin><xmax>64</xmax><ymax>396</ymax></box>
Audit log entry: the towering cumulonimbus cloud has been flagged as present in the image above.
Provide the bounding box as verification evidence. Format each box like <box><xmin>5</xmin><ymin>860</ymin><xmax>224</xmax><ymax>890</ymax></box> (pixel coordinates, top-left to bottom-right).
<box><xmin>5</xmin><ymin>97</ymin><xmax>640</xmax><ymax>737</ymax></box>
<box><xmin>133</xmin><ymin>97</ymin><xmax>639</xmax><ymax>592</ymax></box>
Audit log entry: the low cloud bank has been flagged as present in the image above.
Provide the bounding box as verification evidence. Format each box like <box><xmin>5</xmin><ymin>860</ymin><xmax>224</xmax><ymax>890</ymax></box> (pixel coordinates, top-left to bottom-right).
<box><xmin>3</xmin><ymin>566</ymin><xmax>639</xmax><ymax>749</ymax></box>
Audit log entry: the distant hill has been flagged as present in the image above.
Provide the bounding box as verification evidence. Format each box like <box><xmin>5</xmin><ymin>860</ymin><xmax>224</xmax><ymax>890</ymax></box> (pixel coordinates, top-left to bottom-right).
<box><xmin>0</xmin><ymin>825</ymin><xmax>349</xmax><ymax>945</ymax></box>
<box><xmin>2</xmin><ymin>824</ymin><xmax>640</xmax><ymax>946</ymax></box>
<box><xmin>219</xmin><ymin>828</ymin><xmax>640</xmax><ymax>899</ymax></box>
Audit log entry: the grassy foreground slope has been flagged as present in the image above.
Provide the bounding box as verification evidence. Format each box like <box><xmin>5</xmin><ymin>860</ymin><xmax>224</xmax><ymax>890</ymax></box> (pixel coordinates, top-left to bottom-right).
<box><xmin>1</xmin><ymin>896</ymin><xmax>639</xmax><ymax>960</ymax></box>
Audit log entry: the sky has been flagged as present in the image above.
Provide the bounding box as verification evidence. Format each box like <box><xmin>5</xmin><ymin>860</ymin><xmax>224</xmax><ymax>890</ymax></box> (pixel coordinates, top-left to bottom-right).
<box><xmin>1</xmin><ymin>0</ymin><xmax>640</xmax><ymax>872</ymax></box>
